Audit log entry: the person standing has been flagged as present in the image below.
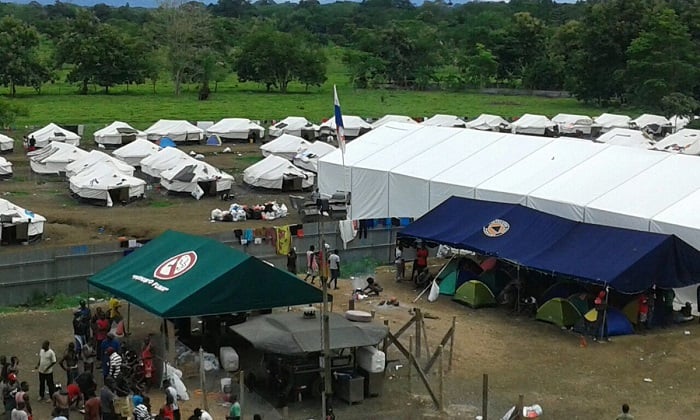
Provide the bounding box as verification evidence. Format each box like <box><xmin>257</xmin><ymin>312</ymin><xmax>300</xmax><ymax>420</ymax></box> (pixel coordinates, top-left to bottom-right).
<box><xmin>412</xmin><ymin>244</ymin><xmax>429</xmax><ymax>282</ymax></box>
<box><xmin>303</xmin><ymin>245</ymin><xmax>318</xmax><ymax>284</ymax></box>
<box><xmin>35</xmin><ymin>341</ymin><xmax>56</xmax><ymax>402</ymax></box>
<box><xmin>99</xmin><ymin>378</ymin><xmax>117</xmax><ymax>420</ymax></box>
<box><xmin>83</xmin><ymin>392</ymin><xmax>100</xmax><ymax>420</ymax></box>
<box><xmin>106</xmin><ymin>349</ymin><xmax>121</xmax><ymax>380</ymax></box>
<box><xmin>163</xmin><ymin>380</ymin><xmax>180</xmax><ymax>420</ymax></box>
<box><xmin>286</xmin><ymin>248</ymin><xmax>297</xmax><ymax>274</ymax></box>
<box><xmin>328</xmin><ymin>249</ymin><xmax>340</xmax><ymax>290</ymax></box>
<box><xmin>228</xmin><ymin>395</ymin><xmax>241</xmax><ymax>420</ymax></box>
<box><xmin>10</xmin><ymin>402</ymin><xmax>28</xmax><ymax>420</ymax></box>
<box><xmin>93</xmin><ymin>310</ymin><xmax>108</xmax><ymax>362</ymax></box>
<box><xmin>59</xmin><ymin>342</ymin><xmax>80</xmax><ymax>385</ymax></box>
<box><xmin>395</xmin><ymin>244</ymin><xmax>405</xmax><ymax>282</ymax></box>
<box><xmin>616</xmin><ymin>403</ymin><xmax>634</xmax><ymax>419</ymax></box>
<box><xmin>100</xmin><ymin>334</ymin><xmax>120</xmax><ymax>379</ymax></box>
<box><xmin>593</xmin><ymin>291</ymin><xmax>609</xmax><ymax>342</ymax></box>
<box><xmin>141</xmin><ymin>337</ymin><xmax>155</xmax><ymax>392</ymax></box>
<box><xmin>81</xmin><ymin>341</ymin><xmax>95</xmax><ymax>376</ymax></box>
<box><xmin>51</xmin><ymin>385</ymin><xmax>70</xmax><ymax>420</ymax></box>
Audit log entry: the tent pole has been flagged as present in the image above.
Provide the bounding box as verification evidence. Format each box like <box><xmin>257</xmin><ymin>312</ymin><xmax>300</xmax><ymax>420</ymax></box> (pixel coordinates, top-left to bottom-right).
<box><xmin>127</xmin><ymin>302</ymin><xmax>131</xmax><ymax>337</ymax></box>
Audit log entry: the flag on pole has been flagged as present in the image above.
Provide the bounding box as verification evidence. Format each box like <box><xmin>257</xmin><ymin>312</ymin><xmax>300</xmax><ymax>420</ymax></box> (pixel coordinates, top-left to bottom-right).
<box><xmin>333</xmin><ymin>85</ymin><xmax>346</xmax><ymax>155</ymax></box>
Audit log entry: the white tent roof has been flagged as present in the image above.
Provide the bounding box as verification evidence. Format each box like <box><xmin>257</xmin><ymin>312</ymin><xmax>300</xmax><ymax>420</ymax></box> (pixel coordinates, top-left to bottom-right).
<box><xmin>465</xmin><ymin>114</ymin><xmax>510</xmax><ymax>131</ymax></box>
<box><xmin>28</xmin><ymin>123</ymin><xmax>80</xmax><ymax>147</ymax></box>
<box><xmin>630</xmin><ymin>114</ymin><xmax>671</xmax><ymax>129</ymax></box>
<box><xmin>112</xmin><ymin>139</ymin><xmax>161</xmax><ymax>166</ymax></box>
<box><xmin>93</xmin><ymin>121</ymin><xmax>145</xmax><ymax>145</ymax></box>
<box><xmin>552</xmin><ymin>114</ymin><xmax>593</xmax><ymax>126</ymax></box>
<box><xmin>320</xmin><ymin>115</ymin><xmax>372</xmax><ymax>131</ymax></box>
<box><xmin>260</xmin><ymin>134</ymin><xmax>311</xmax><ymax>160</ymax></box>
<box><xmin>421</xmin><ymin>114</ymin><xmax>466</xmax><ymax>127</ymax></box>
<box><xmin>268</xmin><ymin>117</ymin><xmax>319</xmax><ymax>138</ymax></box>
<box><xmin>243</xmin><ymin>155</ymin><xmax>314</xmax><ymax>190</ymax></box>
<box><xmin>429</xmin><ymin>135</ymin><xmax>552</xmax><ymax>209</ymax></box>
<box><xmin>293</xmin><ymin>141</ymin><xmax>336</xmax><ymax>173</ymax></box>
<box><xmin>318</xmin><ymin>123</ymin><xmax>421</xmax><ymax>197</ymax></box>
<box><xmin>207</xmin><ymin>118</ymin><xmax>265</xmax><ymax>138</ymax></box>
<box><xmin>0</xmin><ymin>156</ymin><xmax>12</xmax><ymax>176</ymax></box>
<box><xmin>527</xmin><ymin>146</ymin><xmax>670</xmax><ymax>221</ymax></box>
<box><xmin>69</xmin><ymin>164</ymin><xmax>145</xmax><ymax>206</ymax></box>
<box><xmin>0</xmin><ymin>134</ymin><xmax>13</xmax><ymax>151</ymax></box>
<box><xmin>350</xmin><ymin>126</ymin><xmax>465</xmax><ymax>219</ymax></box>
<box><xmin>593</xmin><ymin>113</ymin><xmax>631</xmax><ymax>130</ymax></box>
<box><xmin>650</xmin><ymin>188</ymin><xmax>700</xmax><ymax>250</ymax></box>
<box><xmin>511</xmin><ymin>114</ymin><xmax>555</xmax><ymax>131</ymax></box>
<box><xmin>65</xmin><ymin>150</ymin><xmax>135</xmax><ymax>178</ymax></box>
<box><xmin>159</xmin><ymin>157</ymin><xmax>234</xmax><ymax>198</ymax></box>
<box><xmin>145</xmin><ymin>120</ymin><xmax>203</xmax><ymax>141</ymax></box>
<box><xmin>371</xmin><ymin>115</ymin><xmax>417</xmax><ymax>129</ymax></box>
<box><xmin>140</xmin><ymin>146</ymin><xmax>191</xmax><ymax>178</ymax></box>
<box><xmin>585</xmin><ymin>154</ymin><xmax>700</xmax><ymax>230</ymax></box>
<box><xmin>28</xmin><ymin>142</ymin><xmax>89</xmax><ymax>174</ymax></box>
<box><xmin>653</xmin><ymin>129</ymin><xmax>700</xmax><ymax>155</ymax></box>
<box><xmin>475</xmin><ymin>139</ymin><xmax>609</xmax><ymax>204</ymax></box>
<box><xmin>388</xmin><ymin>130</ymin><xmax>508</xmax><ymax>218</ymax></box>
<box><xmin>596</xmin><ymin>128</ymin><xmax>654</xmax><ymax>148</ymax></box>
<box><xmin>0</xmin><ymin>198</ymin><xmax>45</xmax><ymax>238</ymax></box>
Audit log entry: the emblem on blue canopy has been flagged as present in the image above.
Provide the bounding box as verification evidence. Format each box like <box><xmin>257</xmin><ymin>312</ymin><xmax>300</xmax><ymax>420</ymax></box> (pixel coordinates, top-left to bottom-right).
<box><xmin>483</xmin><ymin>219</ymin><xmax>510</xmax><ymax>237</ymax></box>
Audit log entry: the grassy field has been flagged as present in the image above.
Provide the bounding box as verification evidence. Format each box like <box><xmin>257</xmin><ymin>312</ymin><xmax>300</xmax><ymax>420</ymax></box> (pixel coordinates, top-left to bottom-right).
<box><xmin>0</xmin><ymin>48</ymin><xmax>629</xmax><ymax>139</ymax></box>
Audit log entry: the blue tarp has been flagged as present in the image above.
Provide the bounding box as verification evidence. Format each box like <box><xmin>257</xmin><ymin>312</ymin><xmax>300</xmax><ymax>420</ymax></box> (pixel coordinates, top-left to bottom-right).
<box><xmin>399</xmin><ymin>196</ymin><xmax>700</xmax><ymax>294</ymax></box>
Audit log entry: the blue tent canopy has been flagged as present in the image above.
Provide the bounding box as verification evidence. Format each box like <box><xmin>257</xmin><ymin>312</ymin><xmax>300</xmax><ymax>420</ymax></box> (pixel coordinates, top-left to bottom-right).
<box><xmin>399</xmin><ymin>196</ymin><xmax>700</xmax><ymax>294</ymax></box>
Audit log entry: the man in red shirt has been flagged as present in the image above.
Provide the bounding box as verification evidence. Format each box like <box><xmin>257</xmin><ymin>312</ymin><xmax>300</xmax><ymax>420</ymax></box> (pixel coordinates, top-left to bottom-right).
<box><xmin>412</xmin><ymin>244</ymin><xmax>429</xmax><ymax>282</ymax></box>
<box><xmin>84</xmin><ymin>392</ymin><xmax>101</xmax><ymax>420</ymax></box>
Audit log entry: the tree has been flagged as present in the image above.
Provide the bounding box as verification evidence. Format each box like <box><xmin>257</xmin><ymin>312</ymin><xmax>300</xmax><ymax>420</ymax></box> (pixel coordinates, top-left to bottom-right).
<box><xmin>0</xmin><ymin>99</ymin><xmax>28</xmax><ymax>127</ymax></box>
<box><xmin>491</xmin><ymin>12</ymin><xmax>547</xmax><ymax>88</ymax></box>
<box><xmin>457</xmin><ymin>43</ymin><xmax>498</xmax><ymax>88</ymax></box>
<box><xmin>0</xmin><ymin>16</ymin><xmax>51</xmax><ymax>96</ymax></box>
<box><xmin>660</xmin><ymin>93</ymin><xmax>700</xmax><ymax>119</ymax></box>
<box><xmin>235</xmin><ymin>26</ymin><xmax>326</xmax><ymax>93</ymax></box>
<box><xmin>625</xmin><ymin>8</ymin><xmax>699</xmax><ymax>108</ymax></box>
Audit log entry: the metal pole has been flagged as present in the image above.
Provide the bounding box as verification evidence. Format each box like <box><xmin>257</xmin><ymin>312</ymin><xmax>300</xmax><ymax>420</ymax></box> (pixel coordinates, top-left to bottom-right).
<box><xmin>438</xmin><ymin>345</ymin><xmax>444</xmax><ymax>412</ymax></box>
<box><xmin>127</xmin><ymin>302</ymin><xmax>131</xmax><ymax>336</ymax></box>
<box><xmin>199</xmin><ymin>347</ymin><xmax>208</xmax><ymax>411</ymax></box>
<box><xmin>320</xmin><ymin>216</ymin><xmax>332</xmax><ymax>419</ymax></box>
<box><xmin>482</xmin><ymin>373</ymin><xmax>489</xmax><ymax>420</ymax></box>
<box><xmin>408</xmin><ymin>335</ymin><xmax>413</xmax><ymax>394</ymax></box>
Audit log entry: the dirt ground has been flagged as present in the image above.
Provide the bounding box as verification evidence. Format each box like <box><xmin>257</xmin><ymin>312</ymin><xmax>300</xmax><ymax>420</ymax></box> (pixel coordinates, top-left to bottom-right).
<box><xmin>1</xmin><ymin>141</ymin><xmax>302</xmax><ymax>247</ymax></box>
<box><xmin>1</xmin><ymin>263</ymin><xmax>699</xmax><ymax>420</ymax></box>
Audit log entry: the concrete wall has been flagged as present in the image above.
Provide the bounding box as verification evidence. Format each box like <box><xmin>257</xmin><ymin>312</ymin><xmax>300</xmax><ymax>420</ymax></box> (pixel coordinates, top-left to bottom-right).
<box><xmin>0</xmin><ymin>224</ymin><xmax>403</xmax><ymax>306</ymax></box>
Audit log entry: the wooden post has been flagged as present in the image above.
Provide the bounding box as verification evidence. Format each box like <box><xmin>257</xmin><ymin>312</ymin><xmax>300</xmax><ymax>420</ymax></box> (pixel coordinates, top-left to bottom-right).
<box><xmin>415</xmin><ymin>308</ymin><xmax>422</xmax><ymax>360</ymax></box>
<box><xmin>408</xmin><ymin>335</ymin><xmax>413</xmax><ymax>394</ymax></box>
<box><xmin>421</xmin><ymin>314</ymin><xmax>431</xmax><ymax>356</ymax></box>
<box><xmin>383</xmin><ymin>320</ymin><xmax>389</xmax><ymax>354</ymax></box>
<box><xmin>517</xmin><ymin>394</ymin><xmax>524</xmax><ymax>420</ymax></box>
<box><xmin>482</xmin><ymin>374</ymin><xmax>488</xmax><ymax>420</ymax></box>
<box><xmin>449</xmin><ymin>317</ymin><xmax>456</xmax><ymax>371</ymax></box>
<box><xmin>438</xmin><ymin>345</ymin><xmax>444</xmax><ymax>412</ymax></box>
<box><xmin>239</xmin><ymin>370</ymin><xmax>245</xmax><ymax>419</ymax></box>
<box><xmin>199</xmin><ymin>347</ymin><xmax>208</xmax><ymax>411</ymax></box>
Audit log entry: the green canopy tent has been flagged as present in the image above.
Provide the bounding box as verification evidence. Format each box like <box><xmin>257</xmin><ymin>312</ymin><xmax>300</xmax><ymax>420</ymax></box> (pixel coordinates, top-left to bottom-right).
<box><xmin>536</xmin><ymin>297</ymin><xmax>582</xmax><ymax>328</ymax></box>
<box><xmin>453</xmin><ymin>280</ymin><xmax>496</xmax><ymax>308</ymax></box>
<box><xmin>89</xmin><ymin>230</ymin><xmax>328</xmax><ymax>318</ymax></box>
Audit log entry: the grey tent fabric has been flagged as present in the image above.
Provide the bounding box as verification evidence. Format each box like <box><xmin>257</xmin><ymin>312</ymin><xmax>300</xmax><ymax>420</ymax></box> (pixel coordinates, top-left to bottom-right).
<box><xmin>230</xmin><ymin>312</ymin><xmax>388</xmax><ymax>354</ymax></box>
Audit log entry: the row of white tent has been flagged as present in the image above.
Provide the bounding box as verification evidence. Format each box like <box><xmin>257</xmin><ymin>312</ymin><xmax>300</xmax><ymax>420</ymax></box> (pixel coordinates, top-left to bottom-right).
<box><xmin>0</xmin><ymin>198</ymin><xmax>45</xmax><ymax>244</ymax></box>
<box><xmin>318</xmin><ymin>123</ymin><xmax>700</xmax><ymax>251</ymax></box>
<box><xmin>26</xmin><ymin>139</ymin><xmax>233</xmax><ymax>205</ymax></box>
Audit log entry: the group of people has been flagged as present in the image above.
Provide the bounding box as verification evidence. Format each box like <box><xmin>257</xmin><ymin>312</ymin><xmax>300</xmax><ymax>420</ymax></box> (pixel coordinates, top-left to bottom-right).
<box><xmin>290</xmin><ymin>245</ymin><xmax>341</xmax><ymax>290</ymax></box>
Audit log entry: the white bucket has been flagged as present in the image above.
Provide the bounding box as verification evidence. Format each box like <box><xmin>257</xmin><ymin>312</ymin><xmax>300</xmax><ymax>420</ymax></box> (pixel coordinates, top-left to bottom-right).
<box><xmin>220</xmin><ymin>377</ymin><xmax>232</xmax><ymax>393</ymax></box>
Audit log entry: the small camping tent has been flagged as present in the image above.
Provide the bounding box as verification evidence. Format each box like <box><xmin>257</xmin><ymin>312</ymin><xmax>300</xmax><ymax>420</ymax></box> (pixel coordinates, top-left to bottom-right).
<box><xmin>145</xmin><ymin>120</ymin><xmax>203</xmax><ymax>143</ymax></box>
<box><xmin>552</xmin><ymin>114</ymin><xmax>593</xmax><ymax>136</ymax></box>
<box><xmin>580</xmin><ymin>308</ymin><xmax>634</xmax><ymax>336</ymax></box>
<box><xmin>371</xmin><ymin>115</ymin><xmax>418</xmax><ymax>129</ymax></box>
<box><xmin>292</xmin><ymin>141</ymin><xmax>336</xmax><ymax>173</ymax></box>
<box><xmin>112</xmin><ymin>139</ymin><xmax>161</xmax><ymax>167</ymax></box>
<box><xmin>260</xmin><ymin>134</ymin><xmax>311</xmax><ymax>160</ymax></box>
<box><xmin>0</xmin><ymin>156</ymin><xmax>12</xmax><ymax>179</ymax></box>
<box><xmin>422</xmin><ymin>114</ymin><xmax>466</xmax><ymax>128</ymax></box>
<box><xmin>69</xmin><ymin>165</ymin><xmax>146</xmax><ymax>207</ymax></box>
<box><xmin>268</xmin><ymin>117</ymin><xmax>320</xmax><ymax>140</ymax></box>
<box><xmin>0</xmin><ymin>198</ymin><xmax>45</xmax><ymax>244</ymax></box>
<box><xmin>478</xmin><ymin>270</ymin><xmax>512</xmax><ymax>297</ymax></box>
<box><xmin>453</xmin><ymin>280</ymin><xmax>496</xmax><ymax>308</ymax></box>
<box><xmin>465</xmin><ymin>114</ymin><xmax>510</xmax><ymax>131</ymax></box>
<box><xmin>536</xmin><ymin>297</ymin><xmax>582</xmax><ymax>328</ymax></box>
<box><xmin>511</xmin><ymin>114</ymin><xmax>556</xmax><ymax>136</ymax></box>
<box><xmin>65</xmin><ymin>150</ymin><xmax>135</xmax><ymax>178</ymax></box>
<box><xmin>28</xmin><ymin>123</ymin><xmax>81</xmax><ymax>148</ymax></box>
<box><xmin>320</xmin><ymin>115</ymin><xmax>372</xmax><ymax>139</ymax></box>
<box><xmin>206</xmin><ymin>135</ymin><xmax>222</xmax><ymax>146</ymax></box>
<box><xmin>28</xmin><ymin>142</ymin><xmax>89</xmax><ymax>175</ymax></box>
<box><xmin>653</xmin><ymin>129</ymin><xmax>700</xmax><ymax>155</ymax></box>
<box><xmin>0</xmin><ymin>134</ymin><xmax>14</xmax><ymax>153</ymax></box>
<box><xmin>243</xmin><ymin>155</ymin><xmax>315</xmax><ymax>190</ymax></box>
<box><xmin>593</xmin><ymin>113</ymin><xmax>631</xmax><ymax>134</ymax></box>
<box><xmin>206</xmin><ymin>118</ymin><xmax>265</xmax><ymax>142</ymax></box>
<box><xmin>140</xmin><ymin>147</ymin><xmax>192</xmax><ymax>179</ymax></box>
<box><xmin>595</xmin><ymin>128</ymin><xmax>654</xmax><ymax>149</ymax></box>
<box><xmin>436</xmin><ymin>257</ymin><xmax>462</xmax><ymax>296</ymax></box>
<box><xmin>94</xmin><ymin>121</ymin><xmax>145</xmax><ymax>146</ymax></box>
<box><xmin>159</xmin><ymin>158</ymin><xmax>234</xmax><ymax>199</ymax></box>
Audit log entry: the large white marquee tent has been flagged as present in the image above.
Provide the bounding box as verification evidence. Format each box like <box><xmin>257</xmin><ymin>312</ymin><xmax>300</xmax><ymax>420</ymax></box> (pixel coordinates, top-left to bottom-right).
<box><xmin>318</xmin><ymin>125</ymin><xmax>700</xmax><ymax>250</ymax></box>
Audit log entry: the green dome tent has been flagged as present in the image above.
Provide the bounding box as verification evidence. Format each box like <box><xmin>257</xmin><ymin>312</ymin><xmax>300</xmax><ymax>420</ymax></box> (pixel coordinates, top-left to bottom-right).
<box><xmin>536</xmin><ymin>297</ymin><xmax>582</xmax><ymax>328</ymax></box>
<box><xmin>437</xmin><ymin>257</ymin><xmax>461</xmax><ymax>296</ymax></box>
<box><xmin>478</xmin><ymin>269</ymin><xmax>512</xmax><ymax>297</ymax></box>
<box><xmin>453</xmin><ymin>280</ymin><xmax>496</xmax><ymax>308</ymax></box>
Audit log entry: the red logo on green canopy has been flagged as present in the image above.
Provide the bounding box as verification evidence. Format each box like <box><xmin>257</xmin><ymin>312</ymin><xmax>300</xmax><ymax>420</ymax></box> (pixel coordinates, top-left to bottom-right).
<box><xmin>154</xmin><ymin>251</ymin><xmax>198</xmax><ymax>280</ymax></box>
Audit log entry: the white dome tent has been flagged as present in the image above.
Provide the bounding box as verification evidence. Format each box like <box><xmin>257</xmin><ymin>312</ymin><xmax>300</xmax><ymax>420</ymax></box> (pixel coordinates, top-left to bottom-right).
<box><xmin>69</xmin><ymin>165</ymin><xmax>146</xmax><ymax>207</ymax></box>
<box><xmin>159</xmin><ymin>157</ymin><xmax>234</xmax><ymax>199</ymax></box>
<box><xmin>112</xmin><ymin>139</ymin><xmax>161</xmax><ymax>167</ymax></box>
<box><xmin>551</xmin><ymin>113</ymin><xmax>593</xmax><ymax>136</ymax></box>
<box><xmin>260</xmin><ymin>134</ymin><xmax>311</xmax><ymax>161</ymax></box>
<box><xmin>65</xmin><ymin>150</ymin><xmax>135</xmax><ymax>178</ymax></box>
<box><xmin>140</xmin><ymin>147</ymin><xmax>192</xmax><ymax>180</ymax></box>
<box><xmin>243</xmin><ymin>155</ymin><xmax>314</xmax><ymax>191</ymax></box>
<box><xmin>371</xmin><ymin>115</ymin><xmax>418</xmax><ymax>129</ymax></box>
<box><xmin>0</xmin><ymin>198</ymin><xmax>45</xmax><ymax>244</ymax></box>
<box><xmin>28</xmin><ymin>142</ymin><xmax>89</xmax><ymax>175</ymax></box>
<box><xmin>653</xmin><ymin>129</ymin><xmax>700</xmax><ymax>155</ymax></box>
<box><xmin>293</xmin><ymin>141</ymin><xmax>337</xmax><ymax>173</ymax></box>
<box><xmin>206</xmin><ymin>118</ymin><xmax>265</xmax><ymax>142</ymax></box>
<box><xmin>510</xmin><ymin>114</ymin><xmax>556</xmax><ymax>136</ymax></box>
<box><xmin>0</xmin><ymin>134</ymin><xmax>14</xmax><ymax>153</ymax></box>
<box><xmin>422</xmin><ymin>114</ymin><xmax>466</xmax><ymax>128</ymax></box>
<box><xmin>268</xmin><ymin>117</ymin><xmax>319</xmax><ymax>140</ymax></box>
<box><xmin>145</xmin><ymin>120</ymin><xmax>203</xmax><ymax>143</ymax></box>
<box><xmin>94</xmin><ymin>121</ymin><xmax>146</xmax><ymax>146</ymax></box>
<box><xmin>0</xmin><ymin>156</ymin><xmax>12</xmax><ymax>179</ymax></box>
<box><xmin>465</xmin><ymin>114</ymin><xmax>511</xmax><ymax>131</ymax></box>
<box><xmin>28</xmin><ymin>123</ymin><xmax>81</xmax><ymax>148</ymax></box>
<box><xmin>592</xmin><ymin>113</ymin><xmax>631</xmax><ymax>135</ymax></box>
<box><xmin>596</xmin><ymin>128</ymin><xmax>654</xmax><ymax>149</ymax></box>
<box><xmin>319</xmin><ymin>115</ymin><xmax>372</xmax><ymax>140</ymax></box>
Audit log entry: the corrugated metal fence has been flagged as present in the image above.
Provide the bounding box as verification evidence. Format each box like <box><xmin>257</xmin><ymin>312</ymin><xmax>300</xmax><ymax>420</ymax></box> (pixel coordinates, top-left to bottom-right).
<box><xmin>0</xmin><ymin>224</ymin><xmax>402</xmax><ymax>306</ymax></box>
